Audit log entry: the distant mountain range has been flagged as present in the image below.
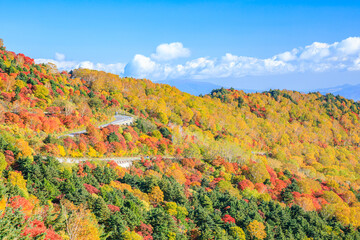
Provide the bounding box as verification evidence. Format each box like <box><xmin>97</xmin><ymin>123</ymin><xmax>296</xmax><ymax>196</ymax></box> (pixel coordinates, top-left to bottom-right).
<box><xmin>159</xmin><ymin>79</ymin><xmax>360</xmax><ymax>101</ymax></box>
<box><xmin>157</xmin><ymin>79</ymin><xmax>223</xmax><ymax>96</ymax></box>
<box><xmin>315</xmin><ymin>84</ymin><xmax>360</xmax><ymax>101</ymax></box>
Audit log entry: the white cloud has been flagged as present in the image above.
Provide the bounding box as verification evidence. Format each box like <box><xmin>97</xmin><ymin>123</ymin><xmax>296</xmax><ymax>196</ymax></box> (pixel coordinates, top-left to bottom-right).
<box><xmin>275</xmin><ymin>49</ymin><xmax>298</xmax><ymax>62</ymax></box>
<box><xmin>337</xmin><ymin>37</ymin><xmax>360</xmax><ymax>55</ymax></box>
<box><xmin>35</xmin><ymin>37</ymin><xmax>360</xmax><ymax>81</ymax></box>
<box><xmin>349</xmin><ymin>57</ymin><xmax>360</xmax><ymax>71</ymax></box>
<box><xmin>151</xmin><ymin>42</ymin><xmax>190</xmax><ymax>61</ymax></box>
<box><xmin>124</xmin><ymin>54</ymin><xmax>158</xmax><ymax>78</ymax></box>
<box><xmin>299</xmin><ymin>42</ymin><xmax>331</xmax><ymax>61</ymax></box>
<box><xmin>55</xmin><ymin>52</ymin><xmax>65</xmax><ymax>61</ymax></box>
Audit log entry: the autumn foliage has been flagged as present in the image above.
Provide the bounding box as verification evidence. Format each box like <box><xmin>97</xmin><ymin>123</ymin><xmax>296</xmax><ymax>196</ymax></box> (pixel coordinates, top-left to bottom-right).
<box><xmin>0</xmin><ymin>40</ymin><xmax>360</xmax><ymax>239</ymax></box>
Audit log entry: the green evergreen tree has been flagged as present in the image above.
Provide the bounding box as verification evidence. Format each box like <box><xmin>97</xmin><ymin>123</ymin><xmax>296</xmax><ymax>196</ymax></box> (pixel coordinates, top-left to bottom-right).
<box><xmin>92</xmin><ymin>196</ymin><xmax>111</xmax><ymax>223</ymax></box>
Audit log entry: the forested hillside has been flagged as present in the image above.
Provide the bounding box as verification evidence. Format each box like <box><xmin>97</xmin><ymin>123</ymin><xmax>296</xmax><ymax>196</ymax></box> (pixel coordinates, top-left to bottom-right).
<box><xmin>0</xmin><ymin>40</ymin><xmax>360</xmax><ymax>239</ymax></box>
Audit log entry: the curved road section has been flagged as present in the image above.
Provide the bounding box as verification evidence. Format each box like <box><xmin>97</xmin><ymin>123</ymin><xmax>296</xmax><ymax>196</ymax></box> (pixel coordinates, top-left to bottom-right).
<box><xmin>57</xmin><ymin>157</ymin><xmax>140</xmax><ymax>168</ymax></box>
<box><xmin>56</xmin><ymin>156</ymin><xmax>174</xmax><ymax>168</ymax></box>
<box><xmin>64</xmin><ymin>114</ymin><xmax>134</xmax><ymax>137</ymax></box>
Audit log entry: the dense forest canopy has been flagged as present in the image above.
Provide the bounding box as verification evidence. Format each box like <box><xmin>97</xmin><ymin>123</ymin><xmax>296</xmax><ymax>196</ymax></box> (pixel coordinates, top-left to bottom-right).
<box><xmin>0</xmin><ymin>41</ymin><xmax>359</xmax><ymax>239</ymax></box>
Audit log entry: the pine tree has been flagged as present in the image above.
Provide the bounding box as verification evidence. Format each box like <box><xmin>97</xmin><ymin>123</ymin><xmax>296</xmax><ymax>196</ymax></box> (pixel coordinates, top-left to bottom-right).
<box><xmin>0</xmin><ymin>207</ymin><xmax>31</xmax><ymax>239</ymax></box>
<box><xmin>92</xmin><ymin>197</ymin><xmax>111</xmax><ymax>223</ymax></box>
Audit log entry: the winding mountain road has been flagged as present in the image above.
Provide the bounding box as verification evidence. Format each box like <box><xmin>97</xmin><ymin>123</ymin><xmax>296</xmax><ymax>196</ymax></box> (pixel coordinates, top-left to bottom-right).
<box><xmin>55</xmin><ymin>114</ymin><xmax>177</xmax><ymax>168</ymax></box>
<box><xmin>56</xmin><ymin>156</ymin><xmax>141</xmax><ymax>168</ymax></box>
<box><xmin>63</xmin><ymin>114</ymin><xmax>134</xmax><ymax>137</ymax></box>
<box><xmin>56</xmin><ymin>156</ymin><xmax>175</xmax><ymax>168</ymax></box>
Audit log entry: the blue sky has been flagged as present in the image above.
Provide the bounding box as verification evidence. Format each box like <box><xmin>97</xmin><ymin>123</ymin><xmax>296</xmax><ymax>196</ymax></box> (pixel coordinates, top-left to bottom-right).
<box><xmin>1</xmin><ymin>0</ymin><xmax>360</xmax><ymax>90</ymax></box>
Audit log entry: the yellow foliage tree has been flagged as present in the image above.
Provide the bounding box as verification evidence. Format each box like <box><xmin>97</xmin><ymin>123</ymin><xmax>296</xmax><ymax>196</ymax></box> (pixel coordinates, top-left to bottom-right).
<box><xmin>88</xmin><ymin>146</ymin><xmax>98</xmax><ymax>158</ymax></box>
<box><xmin>247</xmin><ymin>162</ymin><xmax>270</xmax><ymax>183</ymax></box>
<box><xmin>341</xmin><ymin>190</ymin><xmax>357</xmax><ymax>205</ymax></box>
<box><xmin>122</xmin><ymin>231</ymin><xmax>143</xmax><ymax>240</ymax></box>
<box><xmin>148</xmin><ymin>186</ymin><xmax>164</xmax><ymax>204</ymax></box>
<box><xmin>217</xmin><ymin>180</ymin><xmax>241</xmax><ymax>199</ymax></box>
<box><xmin>61</xmin><ymin>200</ymin><xmax>101</xmax><ymax>240</ymax></box>
<box><xmin>322</xmin><ymin>191</ymin><xmax>343</xmax><ymax>204</ymax></box>
<box><xmin>0</xmin><ymin>152</ymin><xmax>7</xmax><ymax>176</ymax></box>
<box><xmin>8</xmin><ymin>171</ymin><xmax>27</xmax><ymax>193</ymax></box>
<box><xmin>16</xmin><ymin>139</ymin><xmax>34</xmax><ymax>159</ymax></box>
<box><xmin>114</xmin><ymin>166</ymin><xmax>128</xmax><ymax>179</ymax></box>
<box><xmin>0</xmin><ymin>197</ymin><xmax>6</xmax><ymax>212</ymax></box>
<box><xmin>110</xmin><ymin>181</ymin><xmax>132</xmax><ymax>192</ymax></box>
<box><xmin>229</xmin><ymin>226</ymin><xmax>246</xmax><ymax>240</ymax></box>
<box><xmin>34</xmin><ymin>85</ymin><xmax>50</xmax><ymax>100</ymax></box>
<box><xmin>166</xmin><ymin>164</ymin><xmax>186</xmax><ymax>185</ymax></box>
<box><xmin>294</xmin><ymin>197</ymin><xmax>316</xmax><ymax>212</ymax></box>
<box><xmin>58</xmin><ymin>145</ymin><xmax>66</xmax><ymax>157</ymax></box>
<box><xmin>297</xmin><ymin>178</ymin><xmax>322</xmax><ymax>194</ymax></box>
<box><xmin>247</xmin><ymin>220</ymin><xmax>267</xmax><ymax>240</ymax></box>
<box><xmin>132</xmin><ymin>188</ymin><xmax>149</xmax><ymax>202</ymax></box>
<box><xmin>165</xmin><ymin>202</ymin><xmax>178</xmax><ymax>216</ymax></box>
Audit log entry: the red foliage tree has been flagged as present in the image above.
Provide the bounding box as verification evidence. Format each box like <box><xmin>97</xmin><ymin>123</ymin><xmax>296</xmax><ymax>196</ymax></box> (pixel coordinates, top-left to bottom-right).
<box><xmin>9</xmin><ymin>196</ymin><xmax>34</xmax><ymax>216</ymax></box>
<box><xmin>83</xmin><ymin>183</ymin><xmax>100</xmax><ymax>194</ymax></box>
<box><xmin>238</xmin><ymin>179</ymin><xmax>255</xmax><ymax>191</ymax></box>
<box><xmin>94</xmin><ymin>142</ymin><xmax>107</xmax><ymax>155</ymax></box>
<box><xmin>108</xmin><ymin>204</ymin><xmax>120</xmax><ymax>212</ymax></box>
<box><xmin>255</xmin><ymin>183</ymin><xmax>267</xmax><ymax>193</ymax></box>
<box><xmin>222</xmin><ymin>214</ymin><xmax>236</xmax><ymax>224</ymax></box>
<box><xmin>22</xmin><ymin>219</ymin><xmax>62</xmax><ymax>240</ymax></box>
<box><xmin>136</xmin><ymin>222</ymin><xmax>153</xmax><ymax>238</ymax></box>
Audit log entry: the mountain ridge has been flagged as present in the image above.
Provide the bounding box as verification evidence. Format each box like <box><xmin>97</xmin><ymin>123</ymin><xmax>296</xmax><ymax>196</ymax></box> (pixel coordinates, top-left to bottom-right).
<box><xmin>316</xmin><ymin>83</ymin><xmax>360</xmax><ymax>101</ymax></box>
<box><xmin>157</xmin><ymin>79</ymin><xmax>360</xmax><ymax>101</ymax></box>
